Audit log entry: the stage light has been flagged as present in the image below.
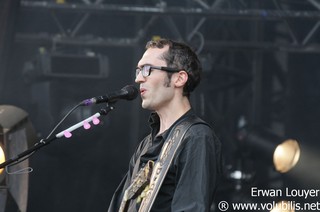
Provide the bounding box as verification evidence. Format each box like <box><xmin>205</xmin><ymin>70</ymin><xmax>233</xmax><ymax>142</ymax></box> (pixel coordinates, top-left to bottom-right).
<box><xmin>270</xmin><ymin>200</ymin><xmax>295</xmax><ymax>212</ymax></box>
<box><xmin>273</xmin><ymin>139</ymin><xmax>300</xmax><ymax>173</ymax></box>
<box><xmin>238</xmin><ymin>127</ymin><xmax>300</xmax><ymax>173</ymax></box>
<box><xmin>0</xmin><ymin>124</ymin><xmax>6</xmax><ymax>184</ymax></box>
<box><xmin>0</xmin><ymin>144</ymin><xmax>5</xmax><ymax>176</ymax></box>
<box><xmin>0</xmin><ymin>105</ymin><xmax>37</xmax><ymax>212</ymax></box>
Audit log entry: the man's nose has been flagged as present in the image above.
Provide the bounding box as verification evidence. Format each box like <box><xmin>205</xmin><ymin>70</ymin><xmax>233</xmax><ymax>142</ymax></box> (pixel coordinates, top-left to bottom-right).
<box><xmin>135</xmin><ymin>71</ymin><xmax>145</xmax><ymax>83</ymax></box>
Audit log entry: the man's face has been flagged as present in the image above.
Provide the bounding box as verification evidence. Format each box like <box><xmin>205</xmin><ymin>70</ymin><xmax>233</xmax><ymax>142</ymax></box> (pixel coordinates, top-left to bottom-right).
<box><xmin>135</xmin><ymin>46</ymin><xmax>175</xmax><ymax>111</ymax></box>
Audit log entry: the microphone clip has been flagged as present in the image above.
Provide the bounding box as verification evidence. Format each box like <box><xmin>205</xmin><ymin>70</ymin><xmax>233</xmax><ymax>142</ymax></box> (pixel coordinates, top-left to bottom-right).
<box><xmin>100</xmin><ymin>103</ymin><xmax>115</xmax><ymax>115</ymax></box>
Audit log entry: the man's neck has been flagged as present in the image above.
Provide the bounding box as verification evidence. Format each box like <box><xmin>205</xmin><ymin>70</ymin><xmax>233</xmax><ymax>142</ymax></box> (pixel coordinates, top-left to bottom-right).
<box><xmin>156</xmin><ymin>98</ymin><xmax>191</xmax><ymax>135</ymax></box>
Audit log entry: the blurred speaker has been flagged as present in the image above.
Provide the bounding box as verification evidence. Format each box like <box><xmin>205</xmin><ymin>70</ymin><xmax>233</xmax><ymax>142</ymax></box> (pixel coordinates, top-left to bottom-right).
<box><xmin>0</xmin><ymin>105</ymin><xmax>37</xmax><ymax>212</ymax></box>
<box><xmin>23</xmin><ymin>50</ymin><xmax>109</xmax><ymax>82</ymax></box>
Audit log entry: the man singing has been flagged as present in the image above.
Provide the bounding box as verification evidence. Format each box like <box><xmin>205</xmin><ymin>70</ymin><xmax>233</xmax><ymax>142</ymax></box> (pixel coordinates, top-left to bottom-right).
<box><xmin>108</xmin><ymin>38</ymin><xmax>222</xmax><ymax>212</ymax></box>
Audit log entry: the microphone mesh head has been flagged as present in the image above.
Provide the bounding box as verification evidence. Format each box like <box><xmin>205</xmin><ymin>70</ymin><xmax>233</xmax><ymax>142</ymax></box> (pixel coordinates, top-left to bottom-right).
<box><xmin>123</xmin><ymin>85</ymin><xmax>139</xmax><ymax>100</ymax></box>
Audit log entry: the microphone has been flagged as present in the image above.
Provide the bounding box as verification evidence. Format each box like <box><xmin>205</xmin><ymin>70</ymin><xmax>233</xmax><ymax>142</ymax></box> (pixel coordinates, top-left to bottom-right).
<box><xmin>81</xmin><ymin>85</ymin><xmax>138</xmax><ymax>106</ymax></box>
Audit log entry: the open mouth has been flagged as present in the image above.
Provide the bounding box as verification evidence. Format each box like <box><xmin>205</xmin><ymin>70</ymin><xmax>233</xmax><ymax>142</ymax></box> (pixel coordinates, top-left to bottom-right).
<box><xmin>140</xmin><ymin>88</ymin><xmax>147</xmax><ymax>95</ymax></box>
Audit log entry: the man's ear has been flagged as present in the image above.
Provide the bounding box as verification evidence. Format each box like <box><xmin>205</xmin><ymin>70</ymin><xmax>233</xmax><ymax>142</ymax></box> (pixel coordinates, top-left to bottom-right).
<box><xmin>174</xmin><ymin>71</ymin><xmax>188</xmax><ymax>88</ymax></box>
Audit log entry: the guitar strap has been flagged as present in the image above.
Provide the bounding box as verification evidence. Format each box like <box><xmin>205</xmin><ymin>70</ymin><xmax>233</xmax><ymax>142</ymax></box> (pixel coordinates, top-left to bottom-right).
<box><xmin>118</xmin><ymin>135</ymin><xmax>152</xmax><ymax>212</ymax></box>
<box><xmin>138</xmin><ymin>115</ymin><xmax>205</xmax><ymax>212</ymax></box>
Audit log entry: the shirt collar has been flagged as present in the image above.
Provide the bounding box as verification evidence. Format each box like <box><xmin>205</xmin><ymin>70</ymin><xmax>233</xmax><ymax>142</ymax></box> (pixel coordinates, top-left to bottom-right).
<box><xmin>148</xmin><ymin>109</ymin><xmax>194</xmax><ymax>139</ymax></box>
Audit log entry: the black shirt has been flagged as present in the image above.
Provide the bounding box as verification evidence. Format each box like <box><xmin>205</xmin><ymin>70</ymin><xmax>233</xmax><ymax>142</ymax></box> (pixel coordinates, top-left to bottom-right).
<box><xmin>108</xmin><ymin>110</ymin><xmax>221</xmax><ymax>212</ymax></box>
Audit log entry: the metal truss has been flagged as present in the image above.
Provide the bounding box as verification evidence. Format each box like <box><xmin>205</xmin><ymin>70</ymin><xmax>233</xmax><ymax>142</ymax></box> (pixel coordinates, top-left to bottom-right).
<box><xmin>17</xmin><ymin>0</ymin><xmax>320</xmax><ymax>51</ymax></box>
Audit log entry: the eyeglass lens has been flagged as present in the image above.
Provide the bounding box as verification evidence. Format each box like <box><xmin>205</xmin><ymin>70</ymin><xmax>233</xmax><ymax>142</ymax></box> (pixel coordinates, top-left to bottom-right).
<box><xmin>136</xmin><ymin>66</ymin><xmax>151</xmax><ymax>77</ymax></box>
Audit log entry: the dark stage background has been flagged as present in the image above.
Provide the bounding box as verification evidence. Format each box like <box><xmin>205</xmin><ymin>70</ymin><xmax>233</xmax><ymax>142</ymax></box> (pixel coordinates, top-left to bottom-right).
<box><xmin>1</xmin><ymin>0</ymin><xmax>320</xmax><ymax>212</ymax></box>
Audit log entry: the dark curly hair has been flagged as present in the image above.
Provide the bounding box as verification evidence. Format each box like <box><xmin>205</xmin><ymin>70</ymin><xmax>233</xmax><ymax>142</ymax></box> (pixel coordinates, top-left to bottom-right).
<box><xmin>145</xmin><ymin>38</ymin><xmax>202</xmax><ymax>97</ymax></box>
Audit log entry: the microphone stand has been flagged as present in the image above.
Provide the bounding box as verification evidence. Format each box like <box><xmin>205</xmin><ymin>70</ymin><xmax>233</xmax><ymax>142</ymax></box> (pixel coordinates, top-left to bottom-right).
<box><xmin>0</xmin><ymin>104</ymin><xmax>114</xmax><ymax>169</ymax></box>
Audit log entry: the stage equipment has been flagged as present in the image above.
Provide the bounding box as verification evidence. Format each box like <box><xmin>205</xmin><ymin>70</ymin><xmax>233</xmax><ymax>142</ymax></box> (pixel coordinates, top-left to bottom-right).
<box><xmin>0</xmin><ymin>105</ymin><xmax>37</xmax><ymax>212</ymax></box>
<box><xmin>23</xmin><ymin>49</ymin><xmax>109</xmax><ymax>82</ymax></box>
<box><xmin>0</xmin><ymin>140</ymin><xmax>5</xmax><ymax>178</ymax></box>
<box><xmin>237</xmin><ymin>127</ymin><xmax>300</xmax><ymax>173</ymax></box>
<box><xmin>270</xmin><ymin>200</ymin><xmax>295</xmax><ymax>212</ymax></box>
<box><xmin>81</xmin><ymin>85</ymin><xmax>138</xmax><ymax>106</ymax></box>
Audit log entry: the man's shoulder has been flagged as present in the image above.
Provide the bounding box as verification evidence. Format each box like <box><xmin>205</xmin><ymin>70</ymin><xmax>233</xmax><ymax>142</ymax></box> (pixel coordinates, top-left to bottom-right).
<box><xmin>182</xmin><ymin>115</ymin><xmax>218</xmax><ymax>140</ymax></box>
<box><xmin>181</xmin><ymin>113</ymin><xmax>212</xmax><ymax>129</ymax></box>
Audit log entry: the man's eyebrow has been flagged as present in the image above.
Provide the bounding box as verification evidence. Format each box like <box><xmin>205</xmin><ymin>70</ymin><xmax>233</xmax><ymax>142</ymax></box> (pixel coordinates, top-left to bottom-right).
<box><xmin>137</xmin><ymin>63</ymin><xmax>153</xmax><ymax>68</ymax></box>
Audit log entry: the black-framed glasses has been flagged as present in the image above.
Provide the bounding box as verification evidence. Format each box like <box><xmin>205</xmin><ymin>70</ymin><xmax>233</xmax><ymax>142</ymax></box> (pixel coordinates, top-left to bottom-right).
<box><xmin>135</xmin><ymin>65</ymin><xmax>181</xmax><ymax>77</ymax></box>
